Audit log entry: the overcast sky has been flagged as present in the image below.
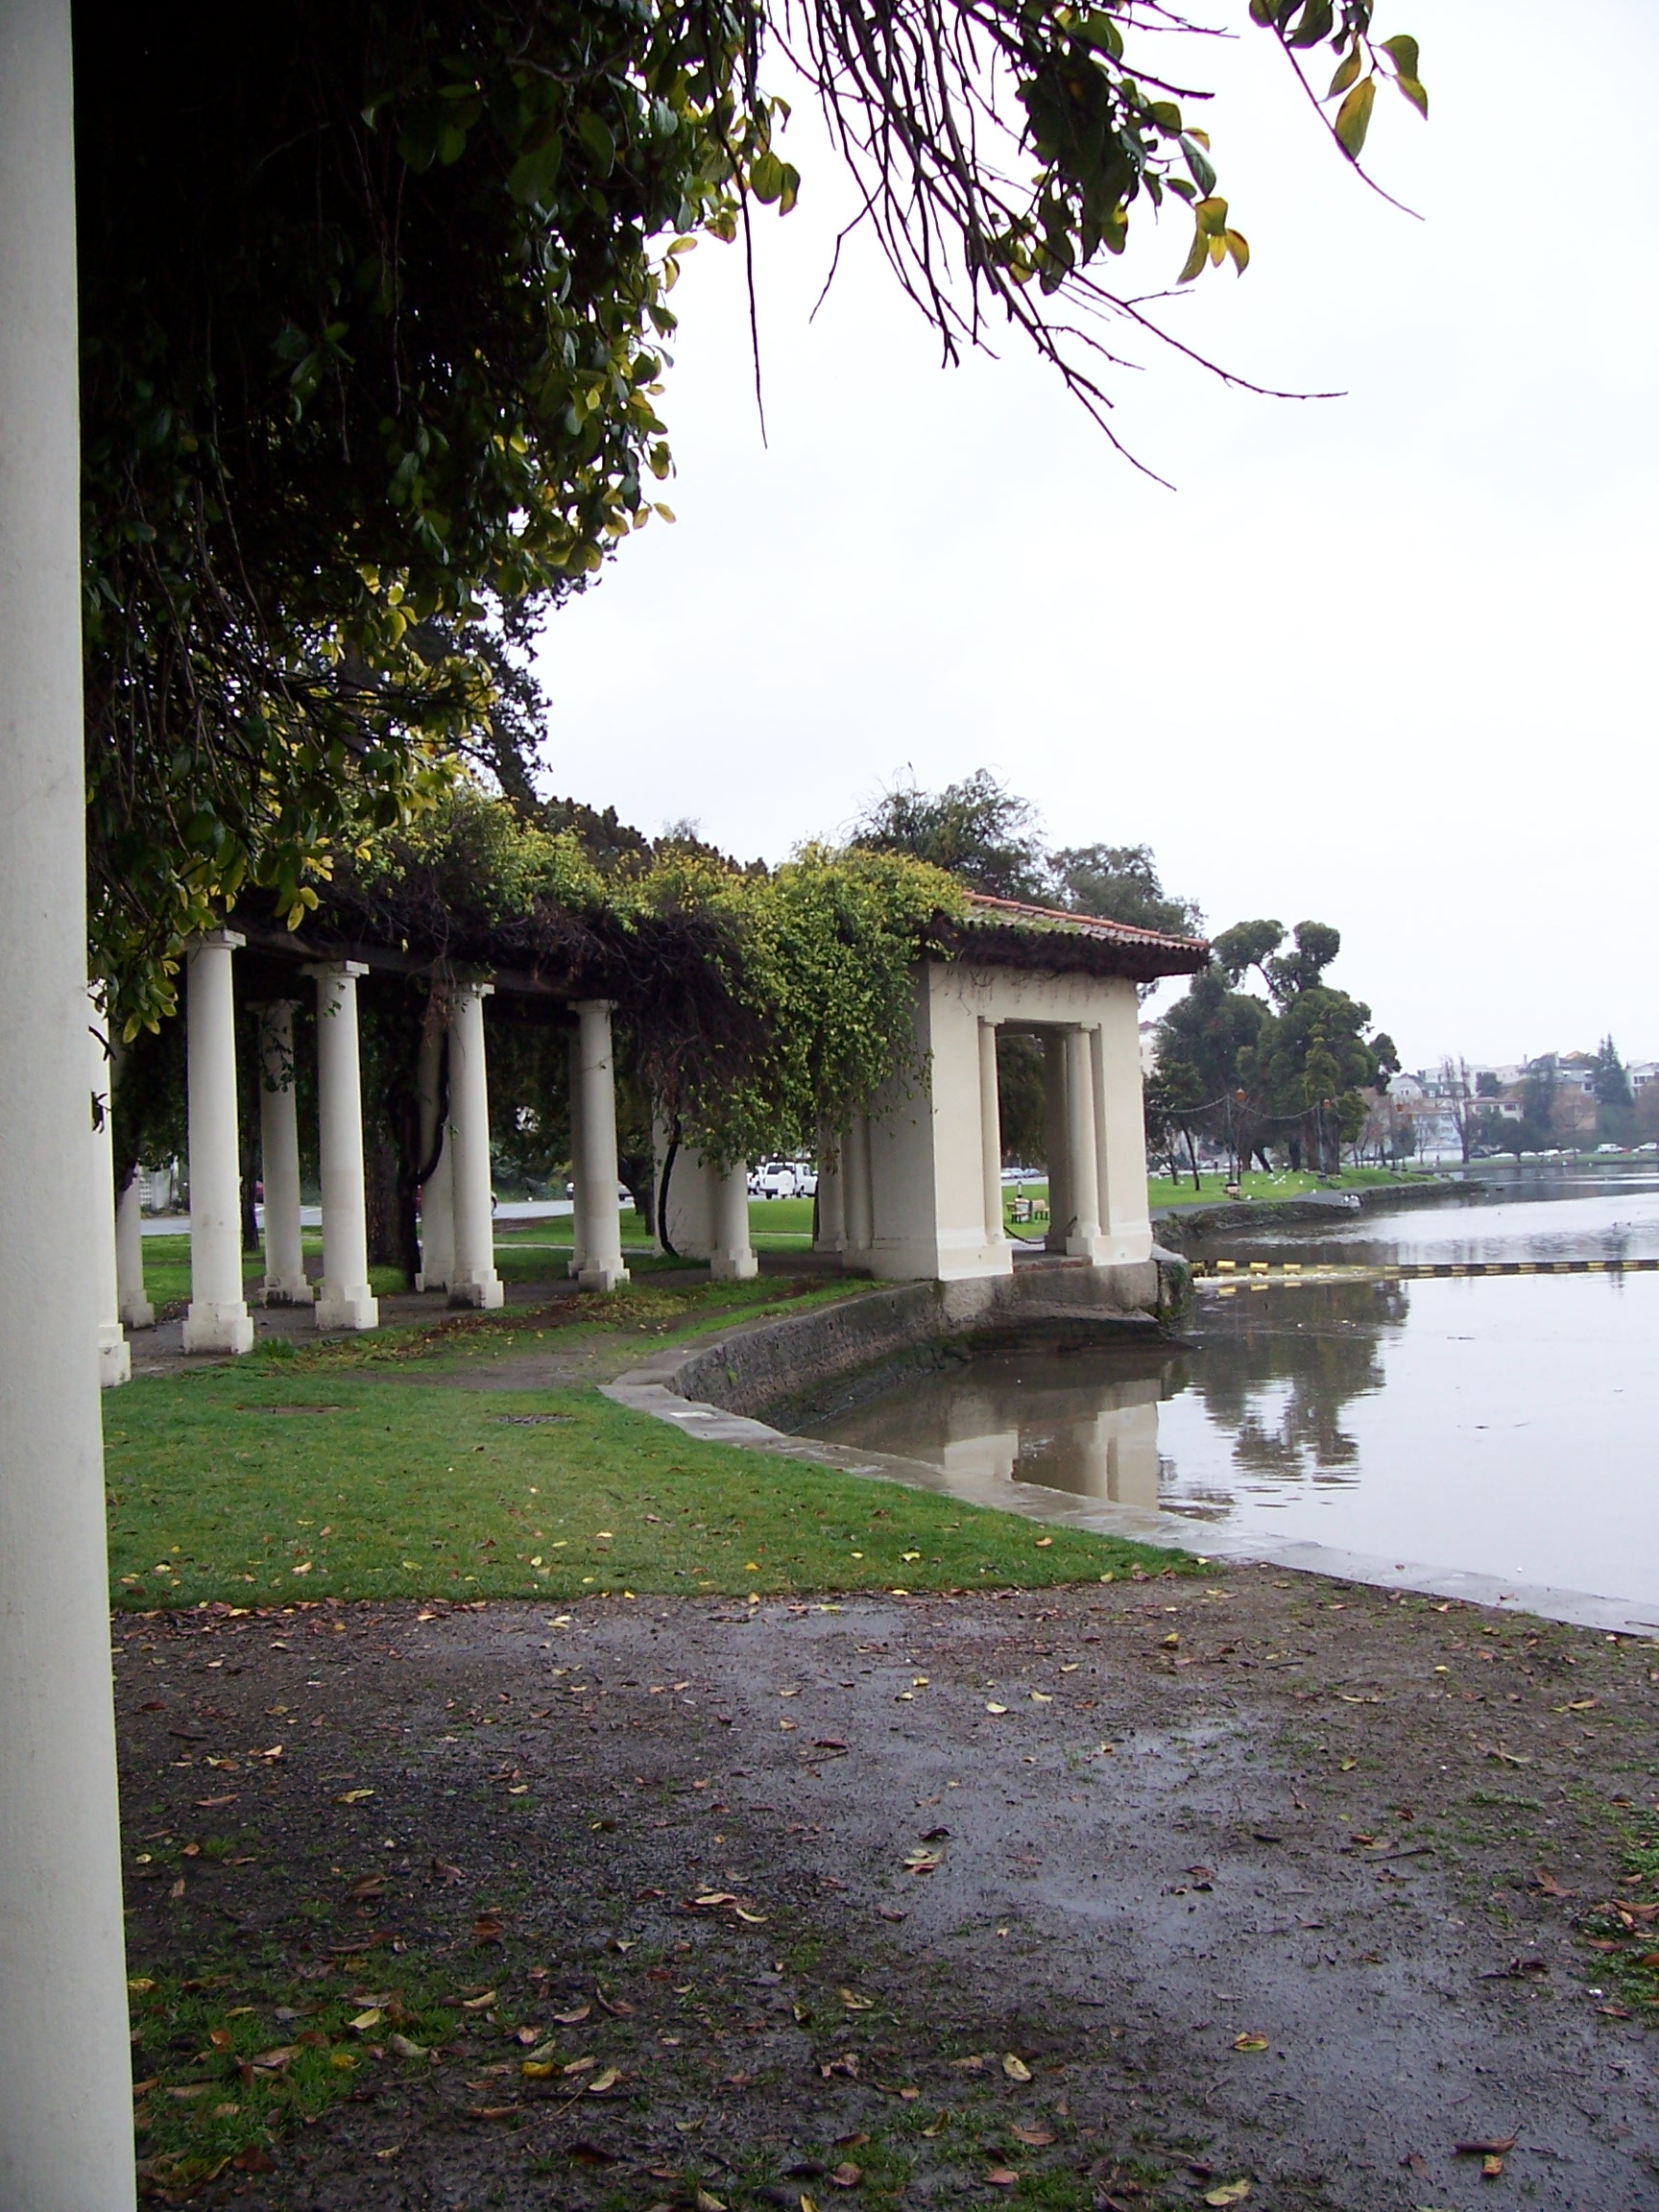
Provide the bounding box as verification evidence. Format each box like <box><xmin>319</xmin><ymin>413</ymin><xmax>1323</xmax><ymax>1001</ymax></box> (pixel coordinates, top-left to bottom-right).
<box><xmin>533</xmin><ymin>1</ymin><xmax>1657</xmax><ymax>1071</ymax></box>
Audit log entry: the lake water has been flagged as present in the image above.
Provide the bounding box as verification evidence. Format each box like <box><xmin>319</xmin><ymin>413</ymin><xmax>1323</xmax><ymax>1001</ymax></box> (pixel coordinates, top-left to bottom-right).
<box><xmin>805</xmin><ymin>1175</ymin><xmax>1659</xmax><ymax>1622</ymax></box>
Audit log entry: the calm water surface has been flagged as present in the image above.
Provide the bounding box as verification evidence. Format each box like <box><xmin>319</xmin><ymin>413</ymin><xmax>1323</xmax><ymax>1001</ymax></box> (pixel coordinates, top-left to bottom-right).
<box><xmin>805</xmin><ymin>1176</ymin><xmax>1659</xmax><ymax>1613</ymax></box>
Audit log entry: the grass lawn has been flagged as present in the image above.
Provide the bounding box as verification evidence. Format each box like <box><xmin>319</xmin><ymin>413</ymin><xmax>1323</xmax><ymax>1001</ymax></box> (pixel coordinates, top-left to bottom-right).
<box><xmin>104</xmin><ymin>1279</ymin><xmax>1184</xmax><ymax>1609</ymax></box>
<box><xmin>1147</xmin><ymin>1165</ymin><xmax>1438</xmax><ymax>1209</ymax></box>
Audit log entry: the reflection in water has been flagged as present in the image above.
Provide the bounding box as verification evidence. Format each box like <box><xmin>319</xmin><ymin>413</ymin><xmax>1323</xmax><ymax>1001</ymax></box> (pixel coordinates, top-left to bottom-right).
<box><xmin>805</xmin><ymin>1178</ymin><xmax>1659</xmax><ymax>1611</ymax></box>
<box><xmin>813</xmin><ymin>1347</ymin><xmax>1177</xmax><ymax>1509</ymax></box>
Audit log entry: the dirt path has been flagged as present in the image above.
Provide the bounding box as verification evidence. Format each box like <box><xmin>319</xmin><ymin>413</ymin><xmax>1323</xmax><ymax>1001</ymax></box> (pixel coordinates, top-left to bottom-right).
<box><xmin>119</xmin><ymin>1575</ymin><xmax>1659</xmax><ymax>2209</ymax></box>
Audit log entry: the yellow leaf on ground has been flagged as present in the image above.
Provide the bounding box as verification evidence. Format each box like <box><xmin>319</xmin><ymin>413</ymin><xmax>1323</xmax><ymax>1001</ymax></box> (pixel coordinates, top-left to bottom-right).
<box><xmin>588</xmin><ymin>2066</ymin><xmax>620</xmax><ymax>2093</ymax></box>
<box><xmin>1205</xmin><ymin>2183</ymin><xmax>1252</xmax><ymax>2206</ymax></box>
<box><xmin>1232</xmin><ymin>2033</ymin><xmax>1269</xmax><ymax>2053</ymax></box>
<box><xmin>1001</xmin><ymin>2053</ymin><xmax>1032</xmax><ymax>2081</ymax></box>
<box><xmin>332</xmin><ymin>1789</ymin><xmax>374</xmax><ymax>1805</ymax></box>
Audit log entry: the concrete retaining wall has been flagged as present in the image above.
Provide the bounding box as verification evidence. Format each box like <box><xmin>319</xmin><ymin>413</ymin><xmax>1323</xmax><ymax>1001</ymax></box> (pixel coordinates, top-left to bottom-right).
<box><xmin>669</xmin><ymin>1255</ymin><xmax>1184</xmax><ymax>1431</ymax></box>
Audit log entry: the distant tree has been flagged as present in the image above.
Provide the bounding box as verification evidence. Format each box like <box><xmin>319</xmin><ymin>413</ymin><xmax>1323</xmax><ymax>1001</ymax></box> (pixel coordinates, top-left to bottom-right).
<box><xmin>1045</xmin><ymin>843</ymin><xmax>1203</xmax><ymax>940</ymax></box>
<box><xmin>1593</xmin><ymin>1036</ymin><xmax>1636</xmax><ymax>1145</ymax></box>
<box><xmin>1439</xmin><ymin>1055</ymin><xmax>1478</xmax><ymax>1165</ymax></box>
<box><xmin>849</xmin><ymin>772</ymin><xmax>1047</xmax><ymax>902</ymax></box>
<box><xmin>1476</xmin><ymin>1070</ymin><xmax>1502</xmax><ymax>1097</ymax></box>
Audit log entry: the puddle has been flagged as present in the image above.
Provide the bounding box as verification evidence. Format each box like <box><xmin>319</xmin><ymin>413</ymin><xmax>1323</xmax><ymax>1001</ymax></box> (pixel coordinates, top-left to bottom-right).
<box><xmin>805</xmin><ymin>1179</ymin><xmax>1659</xmax><ymax>1615</ymax></box>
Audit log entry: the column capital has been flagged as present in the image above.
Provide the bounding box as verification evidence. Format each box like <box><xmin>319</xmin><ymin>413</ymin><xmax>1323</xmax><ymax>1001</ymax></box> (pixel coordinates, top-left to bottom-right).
<box><xmin>572</xmin><ymin>997</ymin><xmax>614</xmax><ymax>1017</ymax></box>
<box><xmin>302</xmin><ymin>959</ymin><xmax>369</xmax><ymax>982</ymax></box>
<box><xmin>451</xmin><ymin>976</ymin><xmax>494</xmax><ymax>1001</ymax></box>
<box><xmin>187</xmin><ymin>927</ymin><xmax>245</xmax><ymax>953</ymax></box>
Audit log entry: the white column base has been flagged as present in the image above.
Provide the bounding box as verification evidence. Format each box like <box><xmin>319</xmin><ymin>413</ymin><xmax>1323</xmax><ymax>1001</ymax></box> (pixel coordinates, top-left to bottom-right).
<box><xmin>182</xmin><ymin>1300</ymin><xmax>254</xmax><ymax>1356</ymax></box>
<box><xmin>576</xmin><ymin>1258</ymin><xmax>629</xmax><ymax>1291</ymax></box>
<box><xmin>262</xmin><ymin>1274</ymin><xmax>314</xmax><ymax>1307</ymax></box>
<box><xmin>447</xmin><ymin>1271</ymin><xmax>505</xmax><ymax>1310</ymax></box>
<box><xmin>710</xmin><ymin>1248</ymin><xmax>758</xmax><ymax>1282</ymax></box>
<box><xmin>97</xmin><ymin>1322</ymin><xmax>131</xmax><ymax>1389</ymax></box>
<box><xmin>315</xmin><ymin>1284</ymin><xmax>378</xmax><ymax>1331</ymax></box>
<box><xmin>119</xmin><ymin>1294</ymin><xmax>155</xmax><ymax>1330</ymax></box>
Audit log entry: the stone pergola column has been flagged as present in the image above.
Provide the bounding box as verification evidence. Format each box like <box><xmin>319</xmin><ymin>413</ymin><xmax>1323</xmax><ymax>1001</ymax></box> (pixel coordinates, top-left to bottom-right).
<box><xmin>305</xmin><ymin>963</ymin><xmax>378</xmax><ymax>1331</ymax></box>
<box><xmin>447</xmin><ymin>980</ymin><xmax>504</xmax><ymax>1309</ymax></box>
<box><xmin>116</xmin><ymin>1171</ymin><xmax>155</xmax><ymax>1329</ymax></box>
<box><xmin>1043</xmin><ymin>1030</ymin><xmax>1071</xmax><ymax>1254</ymax></box>
<box><xmin>844</xmin><ymin>1113</ymin><xmax>875</xmax><ymax>1258</ymax></box>
<box><xmin>256</xmin><ymin>999</ymin><xmax>312</xmax><ymax>1306</ymax></box>
<box><xmin>978</xmin><ymin>1018</ymin><xmax>1004</xmax><ymax>1252</ymax></box>
<box><xmin>565</xmin><ymin>1028</ymin><xmax>589</xmax><ymax>1280</ymax></box>
<box><xmin>570</xmin><ymin>998</ymin><xmax>629</xmax><ymax>1290</ymax></box>
<box><xmin>1093</xmin><ymin>993</ymin><xmax>1155</xmax><ymax>1262</ymax></box>
<box><xmin>87</xmin><ymin>997</ymin><xmax>130</xmax><ymax>1389</ymax></box>
<box><xmin>0</xmin><ymin>0</ymin><xmax>138</xmax><ymax>2193</ymax></box>
<box><xmin>1063</xmin><ymin>1024</ymin><xmax>1105</xmax><ymax>1261</ymax></box>
<box><xmin>414</xmin><ymin>1009</ymin><xmax>452</xmax><ymax>1291</ymax></box>
<box><xmin>710</xmin><ymin>1163</ymin><xmax>757</xmax><ymax>1281</ymax></box>
<box><xmin>813</xmin><ymin>1130</ymin><xmax>847</xmax><ymax>1258</ymax></box>
<box><xmin>182</xmin><ymin>929</ymin><xmax>254</xmax><ymax>1354</ymax></box>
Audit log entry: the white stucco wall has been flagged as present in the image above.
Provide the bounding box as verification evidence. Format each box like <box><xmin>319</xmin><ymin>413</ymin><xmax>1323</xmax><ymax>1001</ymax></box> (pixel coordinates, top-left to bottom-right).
<box><xmin>852</xmin><ymin>959</ymin><xmax>1153</xmax><ymax>1285</ymax></box>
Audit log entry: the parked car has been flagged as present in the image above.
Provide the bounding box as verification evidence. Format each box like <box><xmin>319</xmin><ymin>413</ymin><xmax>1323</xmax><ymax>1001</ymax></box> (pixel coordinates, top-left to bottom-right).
<box><xmin>749</xmin><ymin>1161</ymin><xmax>800</xmax><ymax>1199</ymax></box>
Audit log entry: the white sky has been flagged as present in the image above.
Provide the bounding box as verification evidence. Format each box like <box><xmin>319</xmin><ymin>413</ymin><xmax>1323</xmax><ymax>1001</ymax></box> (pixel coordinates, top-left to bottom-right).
<box><xmin>534</xmin><ymin>1</ymin><xmax>1658</xmax><ymax>1071</ymax></box>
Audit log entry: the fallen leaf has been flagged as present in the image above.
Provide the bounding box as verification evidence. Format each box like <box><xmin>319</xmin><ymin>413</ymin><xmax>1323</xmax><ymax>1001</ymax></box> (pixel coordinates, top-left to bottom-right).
<box><xmin>1454</xmin><ymin>2138</ymin><xmax>1516</xmax><ymax>2156</ymax></box>
<box><xmin>390</xmin><ymin>2033</ymin><xmax>428</xmax><ymax>2059</ymax></box>
<box><xmin>472</xmin><ymin>1913</ymin><xmax>504</xmax><ymax>1942</ymax></box>
<box><xmin>1534</xmin><ymin>1867</ymin><xmax>1575</xmax><ymax>1898</ymax></box>
<box><xmin>1030</xmin><ymin>1692</ymin><xmax>1053</xmax><ymax>1704</ymax></box>
<box><xmin>839</xmin><ymin>1988</ymin><xmax>876</xmax><ymax>2010</ymax></box>
<box><xmin>1232</xmin><ymin>2033</ymin><xmax>1269</xmax><ymax>2054</ymax></box>
<box><xmin>986</xmin><ymin>2168</ymin><xmax>1020</xmax><ymax>2188</ymax></box>
<box><xmin>830</xmin><ymin>2163</ymin><xmax>861</xmax><ymax>2187</ymax></box>
<box><xmin>232</xmin><ymin>2145</ymin><xmax>276</xmax><ymax>2174</ymax></box>
<box><xmin>588</xmin><ymin>2066</ymin><xmax>620</xmax><ymax>2094</ymax></box>
<box><xmin>1162</xmin><ymin>1632</ymin><xmax>1180</xmax><ymax>1649</ymax></box>
<box><xmin>563</xmin><ymin>2056</ymin><xmax>597</xmax><ymax>2075</ymax></box>
<box><xmin>467</xmin><ymin>2104</ymin><xmax>519</xmax><ymax>2121</ymax></box>
<box><xmin>554</xmin><ymin>2004</ymin><xmax>591</xmax><ymax>2025</ymax></box>
<box><xmin>459</xmin><ymin>1990</ymin><xmax>497</xmax><ymax>2011</ymax></box>
<box><xmin>1204</xmin><ymin>2184</ymin><xmax>1251</xmax><ymax>2207</ymax></box>
<box><xmin>695</xmin><ymin>2191</ymin><xmax>726</xmax><ymax>2212</ymax></box>
<box><xmin>1001</xmin><ymin>2053</ymin><xmax>1032</xmax><ymax>2082</ymax></box>
<box><xmin>349</xmin><ymin>2008</ymin><xmax>382</xmax><ymax>2032</ymax></box>
<box><xmin>521</xmin><ymin>2061</ymin><xmax>557</xmax><ymax>2080</ymax></box>
<box><xmin>332</xmin><ymin>1789</ymin><xmax>374</xmax><ymax>1805</ymax></box>
<box><xmin>1010</xmin><ymin>2124</ymin><xmax>1055</xmax><ymax>2147</ymax></box>
<box><xmin>985</xmin><ymin>1702</ymin><xmax>1008</xmax><ymax>1716</ymax></box>
<box><xmin>1481</xmin><ymin>2156</ymin><xmax>1504</xmax><ymax>2178</ymax></box>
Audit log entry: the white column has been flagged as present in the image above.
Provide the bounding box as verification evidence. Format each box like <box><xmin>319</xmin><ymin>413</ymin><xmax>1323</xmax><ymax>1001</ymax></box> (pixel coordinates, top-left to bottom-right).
<box><xmin>87</xmin><ymin>997</ymin><xmax>130</xmax><ymax>1387</ymax></box>
<box><xmin>115</xmin><ymin>1172</ymin><xmax>154</xmax><ymax>1329</ymax></box>
<box><xmin>1043</xmin><ymin>1030</ymin><xmax>1071</xmax><ymax>1253</ymax></box>
<box><xmin>844</xmin><ymin>1114</ymin><xmax>875</xmax><ymax>1258</ymax></box>
<box><xmin>306</xmin><ymin>963</ymin><xmax>378</xmax><ymax>1331</ymax></box>
<box><xmin>1094</xmin><ymin>990</ymin><xmax>1155</xmax><ymax>1264</ymax></box>
<box><xmin>565</xmin><ymin>1028</ymin><xmax>589</xmax><ymax>1280</ymax></box>
<box><xmin>1063</xmin><ymin>1024</ymin><xmax>1105</xmax><ymax>1260</ymax></box>
<box><xmin>710</xmin><ymin>1162</ymin><xmax>758</xmax><ymax>1280</ymax></box>
<box><xmin>978</xmin><ymin>1018</ymin><xmax>1004</xmax><ymax>1253</ymax></box>
<box><xmin>448</xmin><ymin>980</ymin><xmax>504</xmax><ymax>1309</ymax></box>
<box><xmin>0</xmin><ymin>0</ymin><xmax>138</xmax><ymax>2194</ymax></box>
<box><xmin>572</xmin><ymin>998</ymin><xmax>629</xmax><ymax>1290</ymax></box>
<box><xmin>257</xmin><ymin>999</ymin><xmax>311</xmax><ymax>1305</ymax></box>
<box><xmin>414</xmin><ymin>1008</ymin><xmax>452</xmax><ymax>1292</ymax></box>
<box><xmin>182</xmin><ymin>930</ymin><xmax>254</xmax><ymax>1354</ymax></box>
<box><xmin>814</xmin><ymin>1131</ymin><xmax>847</xmax><ymax>1257</ymax></box>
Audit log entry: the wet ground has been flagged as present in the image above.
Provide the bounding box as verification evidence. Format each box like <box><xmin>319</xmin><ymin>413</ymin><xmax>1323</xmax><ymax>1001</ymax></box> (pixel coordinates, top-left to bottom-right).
<box><xmin>123</xmin><ymin>1576</ymin><xmax>1659</xmax><ymax>2211</ymax></box>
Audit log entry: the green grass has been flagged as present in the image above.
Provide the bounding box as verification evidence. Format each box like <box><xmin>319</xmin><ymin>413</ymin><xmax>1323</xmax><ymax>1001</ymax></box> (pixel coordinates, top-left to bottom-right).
<box><xmin>130</xmin><ymin>1959</ymin><xmax>460</xmax><ymax>2195</ymax></box>
<box><xmin>103</xmin><ymin>1362</ymin><xmax>1183</xmax><ymax>1611</ymax></box>
<box><xmin>1146</xmin><ymin>1165</ymin><xmax>1439</xmax><ymax>1210</ymax></box>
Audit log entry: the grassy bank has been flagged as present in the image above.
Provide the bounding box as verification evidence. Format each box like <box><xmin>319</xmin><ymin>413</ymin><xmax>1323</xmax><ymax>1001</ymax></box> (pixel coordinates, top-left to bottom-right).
<box><xmin>106</xmin><ymin>1281</ymin><xmax>1185</xmax><ymax>1608</ymax></box>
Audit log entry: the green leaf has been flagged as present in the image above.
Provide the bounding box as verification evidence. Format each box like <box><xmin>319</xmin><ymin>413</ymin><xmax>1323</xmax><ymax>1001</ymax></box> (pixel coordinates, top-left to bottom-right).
<box><xmin>1224</xmin><ymin>228</ymin><xmax>1250</xmax><ymax>273</ymax></box>
<box><xmin>1180</xmin><ymin>134</ymin><xmax>1216</xmax><ymax>196</ymax></box>
<box><xmin>507</xmin><ymin>139</ymin><xmax>563</xmax><ymax>204</ymax></box>
<box><xmin>1176</xmin><ymin>226</ymin><xmax>1210</xmax><ymax>284</ymax></box>
<box><xmin>575</xmin><ymin>110</ymin><xmax>615</xmax><ymax>175</ymax></box>
<box><xmin>1327</xmin><ymin>45</ymin><xmax>1362</xmax><ymax>98</ymax></box>
<box><xmin>1194</xmin><ymin>194</ymin><xmax>1229</xmax><ymax>237</ymax></box>
<box><xmin>1393</xmin><ymin>73</ymin><xmax>1429</xmax><ymax>118</ymax></box>
<box><xmin>750</xmin><ymin>150</ymin><xmax>784</xmax><ymax>204</ymax></box>
<box><xmin>1286</xmin><ymin>0</ymin><xmax>1334</xmax><ymax>50</ymax></box>
<box><xmin>1333</xmin><ymin>75</ymin><xmax>1376</xmax><ymax>160</ymax></box>
<box><xmin>1378</xmin><ymin>33</ymin><xmax>1421</xmax><ymax>80</ymax></box>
